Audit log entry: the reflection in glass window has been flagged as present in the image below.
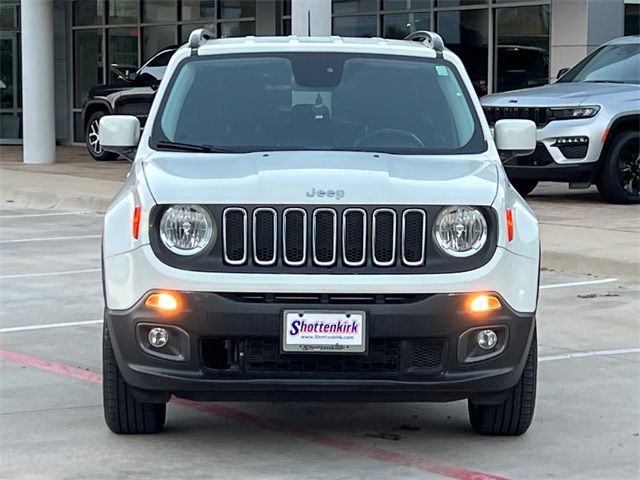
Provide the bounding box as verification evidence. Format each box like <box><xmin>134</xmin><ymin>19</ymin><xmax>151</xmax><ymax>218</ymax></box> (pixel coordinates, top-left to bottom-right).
<box><xmin>438</xmin><ymin>9</ymin><xmax>488</xmax><ymax>96</ymax></box>
<box><xmin>333</xmin><ymin>16</ymin><xmax>377</xmax><ymax>37</ymax></box>
<box><xmin>494</xmin><ymin>6</ymin><xmax>550</xmax><ymax>92</ymax></box>
<box><xmin>333</xmin><ymin>0</ymin><xmax>378</xmax><ymax>14</ymax></box>
<box><xmin>558</xmin><ymin>44</ymin><xmax>640</xmax><ymax>85</ymax></box>
<box><xmin>143</xmin><ymin>0</ymin><xmax>176</xmax><ymax>23</ymax></box>
<box><xmin>108</xmin><ymin>28</ymin><xmax>139</xmax><ymax>83</ymax></box>
<box><xmin>108</xmin><ymin>0</ymin><xmax>138</xmax><ymax>24</ymax></box>
<box><xmin>219</xmin><ymin>0</ymin><xmax>256</xmax><ymax>19</ymax></box>
<box><xmin>73</xmin><ymin>0</ymin><xmax>104</xmax><ymax>26</ymax></box>
<box><xmin>383</xmin><ymin>1</ymin><xmax>429</xmax><ymax>10</ymax></box>
<box><xmin>143</xmin><ymin>26</ymin><xmax>176</xmax><ymax>63</ymax></box>
<box><xmin>219</xmin><ymin>21</ymin><xmax>255</xmax><ymax>38</ymax></box>
<box><xmin>182</xmin><ymin>0</ymin><xmax>216</xmax><ymax>21</ymax></box>
<box><xmin>383</xmin><ymin>13</ymin><xmax>429</xmax><ymax>39</ymax></box>
<box><xmin>74</xmin><ymin>29</ymin><xmax>103</xmax><ymax>107</ymax></box>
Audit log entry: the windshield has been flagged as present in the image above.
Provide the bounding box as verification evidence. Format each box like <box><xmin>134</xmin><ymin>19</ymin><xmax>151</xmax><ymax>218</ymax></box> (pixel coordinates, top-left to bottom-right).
<box><xmin>152</xmin><ymin>53</ymin><xmax>485</xmax><ymax>154</ymax></box>
<box><xmin>558</xmin><ymin>43</ymin><xmax>640</xmax><ymax>84</ymax></box>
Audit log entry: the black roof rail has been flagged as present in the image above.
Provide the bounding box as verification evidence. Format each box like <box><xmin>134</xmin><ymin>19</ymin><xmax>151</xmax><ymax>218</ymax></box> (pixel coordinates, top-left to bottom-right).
<box><xmin>404</xmin><ymin>31</ymin><xmax>445</xmax><ymax>55</ymax></box>
<box><xmin>188</xmin><ymin>28</ymin><xmax>213</xmax><ymax>55</ymax></box>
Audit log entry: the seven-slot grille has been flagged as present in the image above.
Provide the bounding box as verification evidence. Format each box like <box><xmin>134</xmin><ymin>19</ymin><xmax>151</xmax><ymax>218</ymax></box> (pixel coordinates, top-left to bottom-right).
<box><xmin>222</xmin><ymin>207</ymin><xmax>427</xmax><ymax>268</ymax></box>
<box><xmin>483</xmin><ymin>106</ymin><xmax>551</xmax><ymax>127</ymax></box>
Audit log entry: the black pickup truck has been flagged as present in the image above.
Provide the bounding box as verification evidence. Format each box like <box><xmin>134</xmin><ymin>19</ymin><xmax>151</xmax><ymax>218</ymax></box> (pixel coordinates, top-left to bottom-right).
<box><xmin>81</xmin><ymin>46</ymin><xmax>177</xmax><ymax>160</ymax></box>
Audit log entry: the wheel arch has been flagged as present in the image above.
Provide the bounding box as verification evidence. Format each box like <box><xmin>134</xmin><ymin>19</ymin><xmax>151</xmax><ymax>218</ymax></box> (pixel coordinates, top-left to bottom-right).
<box><xmin>83</xmin><ymin>100</ymin><xmax>113</xmax><ymax>130</ymax></box>
<box><xmin>599</xmin><ymin>114</ymin><xmax>640</xmax><ymax>164</ymax></box>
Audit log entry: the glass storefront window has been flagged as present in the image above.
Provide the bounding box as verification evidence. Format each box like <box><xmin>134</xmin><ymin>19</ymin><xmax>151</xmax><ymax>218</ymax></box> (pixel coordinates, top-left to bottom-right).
<box><xmin>73</xmin><ymin>29</ymin><xmax>103</xmax><ymax>107</ymax></box>
<box><xmin>437</xmin><ymin>9</ymin><xmax>489</xmax><ymax>96</ymax></box>
<box><xmin>108</xmin><ymin>28</ymin><xmax>139</xmax><ymax>83</ymax></box>
<box><xmin>333</xmin><ymin>16</ymin><xmax>377</xmax><ymax>37</ymax></box>
<box><xmin>73</xmin><ymin>0</ymin><xmax>104</xmax><ymax>26</ymax></box>
<box><xmin>334</xmin><ymin>0</ymin><xmax>378</xmax><ymax>14</ymax></box>
<box><xmin>625</xmin><ymin>3</ymin><xmax>640</xmax><ymax>36</ymax></box>
<box><xmin>143</xmin><ymin>0</ymin><xmax>177</xmax><ymax>23</ymax></box>
<box><xmin>383</xmin><ymin>1</ymin><xmax>429</xmax><ymax>10</ymax></box>
<box><xmin>219</xmin><ymin>21</ymin><xmax>255</xmax><ymax>37</ymax></box>
<box><xmin>494</xmin><ymin>5</ymin><xmax>550</xmax><ymax>92</ymax></box>
<box><xmin>437</xmin><ymin>0</ymin><xmax>488</xmax><ymax>6</ymax></box>
<box><xmin>0</xmin><ymin>112</ymin><xmax>21</xmax><ymax>140</ymax></box>
<box><xmin>182</xmin><ymin>0</ymin><xmax>216</xmax><ymax>21</ymax></box>
<box><xmin>219</xmin><ymin>0</ymin><xmax>256</xmax><ymax>19</ymax></box>
<box><xmin>143</xmin><ymin>26</ymin><xmax>176</xmax><ymax>62</ymax></box>
<box><xmin>108</xmin><ymin>0</ymin><xmax>139</xmax><ymax>24</ymax></box>
<box><xmin>383</xmin><ymin>12</ymin><xmax>429</xmax><ymax>38</ymax></box>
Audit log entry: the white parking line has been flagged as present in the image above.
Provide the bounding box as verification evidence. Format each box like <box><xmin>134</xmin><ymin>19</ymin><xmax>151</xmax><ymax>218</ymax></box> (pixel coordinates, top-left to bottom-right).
<box><xmin>539</xmin><ymin>348</ymin><xmax>640</xmax><ymax>362</ymax></box>
<box><xmin>0</xmin><ymin>268</ymin><xmax>101</xmax><ymax>280</ymax></box>
<box><xmin>0</xmin><ymin>211</ymin><xmax>85</xmax><ymax>219</ymax></box>
<box><xmin>0</xmin><ymin>320</ymin><xmax>103</xmax><ymax>333</ymax></box>
<box><xmin>0</xmin><ymin>235</ymin><xmax>101</xmax><ymax>244</ymax></box>
<box><xmin>540</xmin><ymin>278</ymin><xmax>618</xmax><ymax>290</ymax></box>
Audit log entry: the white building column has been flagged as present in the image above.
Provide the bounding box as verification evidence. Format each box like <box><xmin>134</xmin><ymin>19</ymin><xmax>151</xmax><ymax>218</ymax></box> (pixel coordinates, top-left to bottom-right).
<box><xmin>292</xmin><ymin>0</ymin><xmax>332</xmax><ymax>36</ymax></box>
<box><xmin>20</xmin><ymin>0</ymin><xmax>56</xmax><ymax>164</ymax></box>
<box><xmin>550</xmin><ymin>0</ymin><xmax>624</xmax><ymax>81</ymax></box>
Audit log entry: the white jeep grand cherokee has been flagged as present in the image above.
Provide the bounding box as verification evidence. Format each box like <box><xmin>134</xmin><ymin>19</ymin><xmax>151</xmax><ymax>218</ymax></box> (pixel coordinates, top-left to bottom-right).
<box><xmin>99</xmin><ymin>30</ymin><xmax>541</xmax><ymax>436</ymax></box>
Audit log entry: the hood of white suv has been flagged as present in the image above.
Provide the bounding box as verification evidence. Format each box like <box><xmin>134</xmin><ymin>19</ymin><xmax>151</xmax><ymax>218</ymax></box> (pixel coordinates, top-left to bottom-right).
<box><xmin>481</xmin><ymin>82</ymin><xmax>640</xmax><ymax>107</ymax></box>
<box><xmin>142</xmin><ymin>151</ymin><xmax>498</xmax><ymax>206</ymax></box>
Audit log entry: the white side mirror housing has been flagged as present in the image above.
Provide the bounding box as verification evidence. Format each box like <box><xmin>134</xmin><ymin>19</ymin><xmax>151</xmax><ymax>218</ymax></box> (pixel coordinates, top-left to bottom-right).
<box><xmin>98</xmin><ymin>115</ymin><xmax>140</xmax><ymax>161</ymax></box>
<box><xmin>494</xmin><ymin>119</ymin><xmax>537</xmax><ymax>155</ymax></box>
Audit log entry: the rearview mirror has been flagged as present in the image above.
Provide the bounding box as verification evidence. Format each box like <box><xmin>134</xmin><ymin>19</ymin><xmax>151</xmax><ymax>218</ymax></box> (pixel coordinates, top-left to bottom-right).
<box><xmin>99</xmin><ymin>115</ymin><xmax>140</xmax><ymax>162</ymax></box>
<box><xmin>494</xmin><ymin>119</ymin><xmax>536</xmax><ymax>161</ymax></box>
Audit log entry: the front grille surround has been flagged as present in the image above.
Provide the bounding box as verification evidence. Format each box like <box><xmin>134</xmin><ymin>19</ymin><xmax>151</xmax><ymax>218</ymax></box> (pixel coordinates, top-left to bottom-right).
<box><xmin>312</xmin><ymin>208</ymin><xmax>338</xmax><ymax>267</ymax></box>
<box><xmin>282</xmin><ymin>208</ymin><xmax>307</xmax><ymax>266</ymax></box>
<box><xmin>150</xmin><ymin>205</ymin><xmax>498</xmax><ymax>274</ymax></box>
<box><xmin>342</xmin><ymin>208</ymin><xmax>367</xmax><ymax>267</ymax></box>
<box><xmin>401</xmin><ymin>209</ymin><xmax>426</xmax><ymax>266</ymax></box>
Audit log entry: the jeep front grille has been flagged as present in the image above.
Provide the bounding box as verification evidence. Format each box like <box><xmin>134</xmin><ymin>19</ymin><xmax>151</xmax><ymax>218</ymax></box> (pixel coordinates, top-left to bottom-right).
<box><xmin>483</xmin><ymin>106</ymin><xmax>551</xmax><ymax>127</ymax></box>
<box><xmin>222</xmin><ymin>206</ymin><xmax>427</xmax><ymax>269</ymax></box>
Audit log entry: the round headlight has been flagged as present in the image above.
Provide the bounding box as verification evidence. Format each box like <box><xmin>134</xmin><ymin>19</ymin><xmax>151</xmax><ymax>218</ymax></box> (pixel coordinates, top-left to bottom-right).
<box><xmin>434</xmin><ymin>206</ymin><xmax>487</xmax><ymax>257</ymax></box>
<box><xmin>159</xmin><ymin>205</ymin><xmax>215</xmax><ymax>256</ymax></box>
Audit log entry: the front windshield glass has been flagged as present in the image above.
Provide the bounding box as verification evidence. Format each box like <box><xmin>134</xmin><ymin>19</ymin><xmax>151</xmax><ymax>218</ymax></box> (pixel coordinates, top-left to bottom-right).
<box><xmin>558</xmin><ymin>43</ymin><xmax>640</xmax><ymax>84</ymax></box>
<box><xmin>153</xmin><ymin>53</ymin><xmax>485</xmax><ymax>154</ymax></box>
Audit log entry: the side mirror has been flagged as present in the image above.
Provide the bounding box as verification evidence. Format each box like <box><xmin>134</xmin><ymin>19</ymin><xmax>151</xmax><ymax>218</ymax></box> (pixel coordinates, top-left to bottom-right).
<box><xmin>99</xmin><ymin>115</ymin><xmax>140</xmax><ymax>162</ymax></box>
<box><xmin>127</xmin><ymin>71</ymin><xmax>138</xmax><ymax>82</ymax></box>
<box><xmin>494</xmin><ymin>119</ymin><xmax>536</xmax><ymax>161</ymax></box>
<box><xmin>557</xmin><ymin>67</ymin><xmax>569</xmax><ymax>78</ymax></box>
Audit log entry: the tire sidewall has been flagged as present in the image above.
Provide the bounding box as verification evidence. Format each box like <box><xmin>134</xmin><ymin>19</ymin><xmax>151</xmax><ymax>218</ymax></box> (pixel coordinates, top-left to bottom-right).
<box><xmin>86</xmin><ymin>111</ymin><xmax>118</xmax><ymax>161</ymax></box>
<box><xmin>599</xmin><ymin>130</ymin><xmax>640</xmax><ymax>204</ymax></box>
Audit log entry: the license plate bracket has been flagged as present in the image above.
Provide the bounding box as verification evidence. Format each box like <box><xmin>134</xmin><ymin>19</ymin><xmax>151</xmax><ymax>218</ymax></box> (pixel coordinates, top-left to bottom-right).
<box><xmin>282</xmin><ymin>310</ymin><xmax>367</xmax><ymax>354</ymax></box>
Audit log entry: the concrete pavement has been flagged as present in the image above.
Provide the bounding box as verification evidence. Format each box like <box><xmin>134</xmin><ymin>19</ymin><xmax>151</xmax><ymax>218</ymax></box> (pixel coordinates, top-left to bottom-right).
<box><xmin>1</xmin><ymin>146</ymin><xmax>638</xmax><ymax>277</ymax></box>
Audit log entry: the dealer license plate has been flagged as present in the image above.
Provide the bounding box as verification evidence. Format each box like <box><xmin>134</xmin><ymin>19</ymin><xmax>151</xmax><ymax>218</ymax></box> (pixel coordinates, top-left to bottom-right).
<box><xmin>282</xmin><ymin>310</ymin><xmax>367</xmax><ymax>354</ymax></box>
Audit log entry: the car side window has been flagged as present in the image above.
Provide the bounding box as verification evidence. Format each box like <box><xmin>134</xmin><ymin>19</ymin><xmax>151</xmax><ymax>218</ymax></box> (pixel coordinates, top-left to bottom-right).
<box><xmin>138</xmin><ymin>50</ymin><xmax>175</xmax><ymax>81</ymax></box>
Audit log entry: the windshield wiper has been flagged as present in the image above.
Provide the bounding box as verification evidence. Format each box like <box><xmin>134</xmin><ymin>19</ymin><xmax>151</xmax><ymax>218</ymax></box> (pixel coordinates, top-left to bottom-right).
<box><xmin>155</xmin><ymin>140</ymin><xmax>237</xmax><ymax>153</ymax></box>
<box><xmin>582</xmin><ymin>80</ymin><xmax>625</xmax><ymax>84</ymax></box>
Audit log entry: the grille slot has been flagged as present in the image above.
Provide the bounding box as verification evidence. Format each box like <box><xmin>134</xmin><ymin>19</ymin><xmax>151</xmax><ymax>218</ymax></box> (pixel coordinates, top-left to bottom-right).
<box><xmin>283</xmin><ymin>208</ymin><xmax>307</xmax><ymax>266</ymax></box>
<box><xmin>342</xmin><ymin>208</ymin><xmax>367</xmax><ymax>266</ymax></box>
<box><xmin>410</xmin><ymin>339</ymin><xmax>446</xmax><ymax>370</ymax></box>
<box><xmin>402</xmin><ymin>209</ymin><xmax>426</xmax><ymax>266</ymax></box>
<box><xmin>372</xmin><ymin>209</ymin><xmax>397</xmax><ymax>266</ymax></box>
<box><xmin>253</xmin><ymin>208</ymin><xmax>277</xmax><ymax>265</ymax></box>
<box><xmin>313</xmin><ymin>209</ymin><xmax>337</xmax><ymax>266</ymax></box>
<box><xmin>223</xmin><ymin>208</ymin><xmax>248</xmax><ymax>265</ymax></box>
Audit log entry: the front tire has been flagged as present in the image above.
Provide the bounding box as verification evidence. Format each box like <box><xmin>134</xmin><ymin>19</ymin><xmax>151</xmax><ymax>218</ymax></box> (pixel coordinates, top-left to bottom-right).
<box><xmin>103</xmin><ymin>324</ymin><xmax>166</xmax><ymax>434</ymax></box>
<box><xmin>468</xmin><ymin>329</ymin><xmax>537</xmax><ymax>436</ymax></box>
<box><xmin>86</xmin><ymin>111</ymin><xmax>118</xmax><ymax>161</ymax></box>
<box><xmin>596</xmin><ymin>130</ymin><xmax>640</xmax><ymax>204</ymax></box>
<box><xmin>510</xmin><ymin>179</ymin><xmax>538</xmax><ymax>198</ymax></box>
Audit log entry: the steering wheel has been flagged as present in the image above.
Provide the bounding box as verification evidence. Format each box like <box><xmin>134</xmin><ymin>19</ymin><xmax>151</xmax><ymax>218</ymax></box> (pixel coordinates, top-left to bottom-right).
<box><xmin>353</xmin><ymin>128</ymin><xmax>425</xmax><ymax>149</ymax></box>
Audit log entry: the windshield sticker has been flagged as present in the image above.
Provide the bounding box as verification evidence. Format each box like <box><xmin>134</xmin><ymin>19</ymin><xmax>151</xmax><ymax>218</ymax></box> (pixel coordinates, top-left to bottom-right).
<box><xmin>436</xmin><ymin>65</ymin><xmax>449</xmax><ymax>76</ymax></box>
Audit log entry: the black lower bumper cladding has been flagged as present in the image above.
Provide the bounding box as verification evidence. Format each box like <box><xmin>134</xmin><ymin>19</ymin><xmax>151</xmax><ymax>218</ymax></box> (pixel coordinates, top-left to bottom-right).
<box><xmin>106</xmin><ymin>291</ymin><xmax>536</xmax><ymax>403</ymax></box>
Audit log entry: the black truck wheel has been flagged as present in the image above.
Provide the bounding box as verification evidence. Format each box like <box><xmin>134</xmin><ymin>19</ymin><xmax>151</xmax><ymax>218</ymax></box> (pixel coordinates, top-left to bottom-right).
<box><xmin>596</xmin><ymin>130</ymin><xmax>640</xmax><ymax>204</ymax></box>
<box><xmin>86</xmin><ymin>111</ymin><xmax>119</xmax><ymax>161</ymax></box>
<box><xmin>468</xmin><ymin>328</ymin><xmax>537</xmax><ymax>436</ymax></box>
<box><xmin>103</xmin><ymin>324</ymin><xmax>166</xmax><ymax>434</ymax></box>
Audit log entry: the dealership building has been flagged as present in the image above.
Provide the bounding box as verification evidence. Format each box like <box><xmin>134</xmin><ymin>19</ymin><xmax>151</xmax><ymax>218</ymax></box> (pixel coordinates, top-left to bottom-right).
<box><xmin>0</xmin><ymin>0</ymin><xmax>638</xmax><ymax>163</ymax></box>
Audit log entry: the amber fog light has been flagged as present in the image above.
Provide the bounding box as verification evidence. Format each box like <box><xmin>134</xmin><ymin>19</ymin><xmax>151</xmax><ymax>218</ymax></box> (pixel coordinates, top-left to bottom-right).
<box><xmin>145</xmin><ymin>292</ymin><xmax>179</xmax><ymax>312</ymax></box>
<box><xmin>469</xmin><ymin>294</ymin><xmax>501</xmax><ymax>313</ymax></box>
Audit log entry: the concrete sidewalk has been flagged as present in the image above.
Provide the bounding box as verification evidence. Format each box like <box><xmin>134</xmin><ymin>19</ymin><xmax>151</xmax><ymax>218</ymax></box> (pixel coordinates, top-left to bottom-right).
<box><xmin>1</xmin><ymin>145</ymin><xmax>638</xmax><ymax>278</ymax></box>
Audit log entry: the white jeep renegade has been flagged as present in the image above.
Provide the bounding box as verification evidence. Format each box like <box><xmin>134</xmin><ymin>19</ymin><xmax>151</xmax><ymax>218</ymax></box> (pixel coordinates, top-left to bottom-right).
<box><xmin>100</xmin><ymin>30</ymin><xmax>541</xmax><ymax>436</ymax></box>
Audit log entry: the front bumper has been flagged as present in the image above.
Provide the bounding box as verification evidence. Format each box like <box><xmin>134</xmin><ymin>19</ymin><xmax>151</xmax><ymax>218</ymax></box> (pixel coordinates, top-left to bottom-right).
<box><xmin>106</xmin><ymin>291</ymin><xmax>536</xmax><ymax>403</ymax></box>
